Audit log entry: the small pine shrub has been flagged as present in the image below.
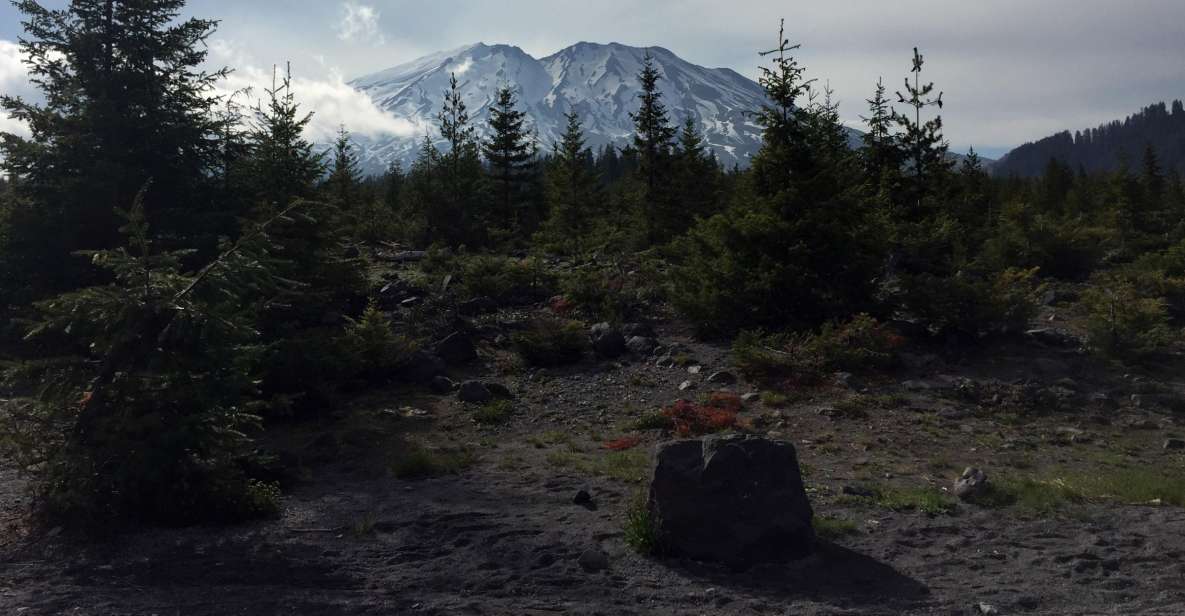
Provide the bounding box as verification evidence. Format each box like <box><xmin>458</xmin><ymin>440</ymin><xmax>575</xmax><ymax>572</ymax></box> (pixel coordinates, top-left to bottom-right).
<box><xmin>473</xmin><ymin>399</ymin><xmax>515</xmax><ymax>425</ymax></box>
<box><xmin>898</xmin><ymin>267</ymin><xmax>1040</xmax><ymax>337</ymax></box>
<box><xmin>1083</xmin><ymin>276</ymin><xmax>1176</xmax><ymax>359</ymax></box>
<box><xmin>733</xmin><ymin>314</ymin><xmax>903</xmax><ymax>383</ymax></box>
<box><xmin>343</xmin><ymin>300</ymin><xmax>419</xmax><ymax>382</ymax></box>
<box><xmin>511</xmin><ymin>318</ymin><xmax>587</xmax><ymax>366</ymax></box>
<box><xmin>559</xmin><ymin>267</ymin><xmax>633</xmax><ymax>323</ymax></box>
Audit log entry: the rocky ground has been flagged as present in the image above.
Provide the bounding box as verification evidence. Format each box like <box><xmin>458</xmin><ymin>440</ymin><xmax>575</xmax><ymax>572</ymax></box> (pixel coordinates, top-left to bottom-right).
<box><xmin>4</xmin><ymin>284</ymin><xmax>1185</xmax><ymax>615</ymax></box>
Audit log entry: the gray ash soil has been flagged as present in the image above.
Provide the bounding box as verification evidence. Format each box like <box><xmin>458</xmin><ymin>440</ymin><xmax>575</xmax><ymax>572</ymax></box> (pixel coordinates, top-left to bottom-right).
<box><xmin>5</xmin><ymin>313</ymin><xmax>1185</xmax><ymax>615</ymax></box>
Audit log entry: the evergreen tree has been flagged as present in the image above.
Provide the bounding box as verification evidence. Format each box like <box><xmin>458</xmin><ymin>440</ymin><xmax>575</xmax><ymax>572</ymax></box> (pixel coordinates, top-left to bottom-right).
<box><xmin>435</xmin><ymin>73</ymin><xmax>485</xmax><ymax>246</ymax></box>
<box><xmin>539</xmin><ymin>111</ymin><xmax>599</xmax><ymax>251</ymax></box>
<box><xmin>0</xmin><ymin>0</ymin><xmax>230</xmax><ymax>302</ymax></box>
<box><xmin>893</xmin><ymin>47</ymin><xmax>952</xmax><ymax>215</ymax></box>
<box><xmin>483</xmin><ymin>86</ymin><xmax>533</xmax><ymax>234</ymax></box>
<box><xmin>383</xmin><ymin>160</ymin><xmax>404</xmax><ymax>212</ymax></box>
<box><xmin>860</xmin><ymin>78</ymin><xmax>900</xmax><ymax>190</ymax></box>
<box><xmin>630</xmin><ymin>54</ymin><xmax>676</xmax><ymax>242</ymax></box>
<box><xmin>326</xmin><ymin>125</ymin><xmax>362</xmax><ymax>209</ymax></box>
<box><xmin>672</xmin><ymin>117</ymin><xmax>720</xmax><ymax>226</ymax></box>
<box><xmin>246</xmin><ymin>65</ymin><xmax>324</xmax><ymax>209</ymax></box>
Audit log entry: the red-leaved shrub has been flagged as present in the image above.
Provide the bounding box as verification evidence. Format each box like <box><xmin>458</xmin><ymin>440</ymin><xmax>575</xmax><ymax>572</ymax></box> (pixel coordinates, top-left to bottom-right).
<box><xmin>549</xmin><ymin>295</ymin><xmax>576</xmax><ymax>315</ymax></box>
<box><xmin>662</xmin><ymin>399</ymin><xmax>740</xmax><ymax>437</ymax></box>
<box><xmin>604</xmin><ymin>436</ymin><xmax>642</xmax><ymax>451</ymax></box>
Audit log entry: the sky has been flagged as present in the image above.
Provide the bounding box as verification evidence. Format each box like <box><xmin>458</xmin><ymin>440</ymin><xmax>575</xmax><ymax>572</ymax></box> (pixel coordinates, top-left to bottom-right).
<box><xmin>2</xmin><ymin>0</ymin><xmax>1184</xmax><ymax>158</ymax></box>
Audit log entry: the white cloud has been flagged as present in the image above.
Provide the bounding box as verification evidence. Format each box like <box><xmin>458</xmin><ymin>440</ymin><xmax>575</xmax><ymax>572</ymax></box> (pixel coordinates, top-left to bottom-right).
<box><xmin>209</xmin><ymin>41</ymin><xmax>423</xmax><ymax>143</ymax></box>
<box><xmin>0</xmin><ymin>39</ymin><xmax>32</xmax><ymax>138</ymax></box>
<box><xmin>335</xmin><ymin>2</ymin><xmax>385</xmax><ymax>46</ymax></box>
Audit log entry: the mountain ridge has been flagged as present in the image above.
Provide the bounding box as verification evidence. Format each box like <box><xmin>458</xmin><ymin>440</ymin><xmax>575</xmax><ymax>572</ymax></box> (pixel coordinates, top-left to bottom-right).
<box><xmin>345</xmin><ymin>41</ymin><xmax>860</xmax><ymax>173</ymax></box>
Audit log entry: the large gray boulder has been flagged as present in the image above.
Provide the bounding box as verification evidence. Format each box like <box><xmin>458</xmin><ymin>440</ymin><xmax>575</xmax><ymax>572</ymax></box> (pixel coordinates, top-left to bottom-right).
<box><xmin>589</xmin><ymin>322</ymin><xmax>626</xmax><ymax>359</ymax></box>
<box><xmin>648</xmin><ymin>435</ymin><xmax>814</xmax><ymax>568</ymax></box>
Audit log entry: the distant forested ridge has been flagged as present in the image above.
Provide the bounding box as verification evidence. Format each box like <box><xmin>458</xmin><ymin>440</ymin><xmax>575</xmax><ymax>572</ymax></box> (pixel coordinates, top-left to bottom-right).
<box><xmin>995</xmin><ymin>101</ymin><xmax>1185</xmax><ymax>177</ymax></box>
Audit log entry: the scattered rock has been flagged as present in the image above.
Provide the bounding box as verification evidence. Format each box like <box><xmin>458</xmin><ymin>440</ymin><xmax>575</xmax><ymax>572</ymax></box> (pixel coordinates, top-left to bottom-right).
<box><xmin>590</xmin><ymin>322</ymin><xmax>626</xmax><ymax>359</ymax></box>
<box><xmin>833</xmin><ymin>371</ymin><xmax>858</xmax><ymax>389</ymax></box>
<box><xmin>458</xmin><ymin>296</ymin><xmax>498</xmax><ymax>316</ymax></box>
<box><xmin>458</xmin><ymin>380</ymin><xmax>493</xmax><ymax>404</ymax></box>
<box><xmin>572</xmin><ymin>489</ymin><xmax>596</xmax><ymax>510</ymax></box>
<box><xmin>1026</xmin><ymin>327</ymin><xmax>1078</xmax><ymax>348</ymax></box>
<box><xmin>429</xmin><ymin>376</ymin><xmax>456</xmax><ymax>394</ymax></box>
<box><xmin>741</xmin><ymin>393</ymin><xmax>761</xmax><ymax>404</ymax></box>
<box><xmin>1165</xmin><ymin>438</ymin><xmax>1185</xmax><ymax>450</ymax></box>
<box><xmin>679</xmin><ymin>380</ymin><xmax>696</xmax><ymax>392</ymax></box>
<box><xmin>622</xmin><ymin>322</ymin><xmax>655</xmax><ymax>338</ymax></box>
<box><xmin>687</xmin><ymin>365</ymin><xmax>703</xmax><ymax>375</ymax></box>
<box><xmin>485</xmin><ymin>382</ymin><xmax>514</xmax><ymax>399</ymax></box>
<box><xmin>577</xmin><ymin>549</ymin><xmax>610</xmax><ymax>572</ymax></box>
<box><xmin>655</xmin><ymin>353</ymin><xmax>676</xmax><ymax>368</ymax></box>
<box><xmin>434</xmin><ymin>332</ymin><xmax>477</xmax><ymax>364</ymax></box>
<box><xmin>954</xmin><ymin>467</ymin><xmax>989</xmax><ymax>502</ymax></box>
<box><xmin>626</xmin><ymin>336</ymin><xmax>657</xmax><ymax>355</ymax></box>
<box><xmin>976</xmin><ymin>602</ymin><xmax>1001</xmax><ymax>616</ymax></box>
<box><xmin>707</xmin><ymin>370</ymin><xmax>738</xmax><ymax>385</ymax></box>
<box><xmin>841</xmin><ymin>485</ymin><xmax>875</xmax><ymax>498</ymax></box>
<box><xmin>400</xmin><ymin>351</ymin><xmax>446</xmax><ymax>384</ymax></box>
<box><xmin>648</xmin><ymin>435</ymin><xmax>814</xmax><ymax>568</ymax></box>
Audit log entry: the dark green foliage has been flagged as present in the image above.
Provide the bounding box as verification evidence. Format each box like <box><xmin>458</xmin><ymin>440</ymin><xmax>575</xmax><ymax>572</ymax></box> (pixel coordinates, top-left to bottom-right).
<box><xmin>537</xmin><ymin>111</ymin><xmax>601</xmax><ymax>253</ymax></box>
<box><xmin>434</xmin><ymin>73</ymin><xmax>487</xmax><ymax>247</ymax></box>
<box><xmin>670</xmin><ymin>26</ymin><xmax>881</xmax><ymax>334</ymax></box>
<box><xmin>0</xmin><ymin>0</ymin><xmax>232</xmax><ymax>303</ymax></box>
<box><xmin>326</xmin><ymin>125</ymin><xmax>363</xmax><ymax>209</ymax></box>
<box><xmin>892</xmin><ymin>47</ymin><xmax>952</xmax><ymax>216</ymax></box>
<box><xmin>630</xmin><ymin>55</ymin><xmax>677</xmax><ymax>243</ymax></box>
<box><xmin>512</xmin><ymin>318</ymin><xmax>587</xmax><ymax>366</ymax></box>
<box><xmin>483</xmin><ymin>86</ymin><xmax>536</xmax><ymax>237</ymax></box>
<box><xmin>732</xmin><ymin>314</ymin><xmax>903</xmax><ymax>382</ymax></box>
<box><xmin>1083</xmin><ymin>275</ymin><xmax>1175</xmax><ymax>359</ymax></box>
<box><xmin>9</xmin><ymin>190</ymin><xmax>287</xmax><ymax>529</ymax></box>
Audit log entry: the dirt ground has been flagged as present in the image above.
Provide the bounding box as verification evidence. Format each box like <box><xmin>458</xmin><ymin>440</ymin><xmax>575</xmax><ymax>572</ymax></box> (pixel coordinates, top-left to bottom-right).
<box><xmin>4</xmin><ymin>307</ymin><xmax>1185</xmax><ymax>615</ymax></box>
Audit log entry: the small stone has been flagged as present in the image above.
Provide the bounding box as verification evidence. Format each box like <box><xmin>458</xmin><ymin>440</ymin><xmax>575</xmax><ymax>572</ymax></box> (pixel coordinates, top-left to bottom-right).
<box><xmin>841</xmin><ymin>485</ymin><xmax>875</xmax><ymax>498</ymax></box>
<box><xmin>590</xmin><ymin>322</ymin><xmax>626</xmax><ymax>359</ymax></box>
<box><xmin>976</xmin><ymin>602</ymin><xmax>1001</xmax><ymax>615</ymax></box>
<box><xmin>626</xmin><ymin>336</ymin><xmax>657</xmax><ymax>354</ymax></box>
<box><xmin>687</xmin><ymin>365</ymin><xmax>702</xmax><ymax>375</ymax></box>
<box><xmin>954</xmin><ymin>467</ymin><xmax>989</xmax><ymax>502</ymax></box>
<box><xmin>1165</xmin><ymin>438</ymin><xmax>1185</xmax><ymax>450</ymax></box>
<box><xmin>741</xmin><ymin>392</ymin><xmax>761</xmax><ymax>403</ymax></box>
<box><xmin>458</xmin><ymin>380</ymin><xmax>493</xmax><ymax>404</ymax></box>
<box><xmin>707</xmin><ymin>371</ymin><xmax>738</xmax><ymax>385</ymax></box>
<box><xmin>573</xmin><ymin>489</ymin><xmax>596</xmax><ymax>509</ymax></box>
<box><xmin>429</xmin><ymin>376</ymin><xmax>456</xmax><ymax>394</ymax></box>
<box><xmin>679</xmin><ymin>380</ymin><xmax>696</xmax><ymax>392</ymax></box>
<box><xmin>434</xmin><ymin>331</ymin><xmax>477</xmax><ymax>364</ymax></box>
<box><xmin>485</xmin><ymin>382</ymin><xmax>514</xmax><ymax>399</ymax></box>
<box><xmin>577</xmin><ymin>549</ymin><xmax>610</xmax><ymax>572</ymax></box>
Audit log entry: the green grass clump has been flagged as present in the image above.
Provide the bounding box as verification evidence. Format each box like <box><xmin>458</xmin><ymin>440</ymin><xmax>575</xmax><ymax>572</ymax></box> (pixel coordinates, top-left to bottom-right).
<box><xmin>390</xmin><ymin>443</ymin><xmax>475</xmax><ymax>479</ymax></box>
<box><xmin>473</xmin><ymin>399</ymin><xmax>515</xmax><ymax>425</ymax></box>
<box><xmin>845</xmin><ymin>485</ymin><xmax>957</xmax><ymax>515</ymax></box>
<box><xmin>624</xmin><ymin>493</ymin><xmax>662</xmax><ymax>555</ymax></box>
<box><xmin>813</xmin><ymin>515</ymin><xmax>860</xmax><ymax>540</ymax></box>
<box><xmin>633</xmin><ymin>411</ymin><xmax>675</xmax><ymax>431</ymax></box>
<box><xmin>546</xmin><ymin>449</ymin><xmax>649</xmax><ymax>483</ymax></box>
<box><xmin>977</xmin><ymin>468</ymin><xmax>1185</xmax><ymax>514</ymax></box>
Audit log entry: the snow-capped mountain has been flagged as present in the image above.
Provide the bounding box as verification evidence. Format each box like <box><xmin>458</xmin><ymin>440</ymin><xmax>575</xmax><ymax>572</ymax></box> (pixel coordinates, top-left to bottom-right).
<box><xmin>346</xmin><ymin>42</ymin><xmax>791</xmax><ymax>172</ymax></box>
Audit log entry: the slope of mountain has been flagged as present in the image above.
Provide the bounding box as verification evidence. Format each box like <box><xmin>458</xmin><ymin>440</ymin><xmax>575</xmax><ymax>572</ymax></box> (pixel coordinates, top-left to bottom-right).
<box><xmin>347</xmin><ymin>42</ymin><xmax>858</xmax><ymax>172</ymax></box>
<box><xmin>993</xmin><ymin>100</ymin><xmax>1185</xmax><ymax>177</ymax></box>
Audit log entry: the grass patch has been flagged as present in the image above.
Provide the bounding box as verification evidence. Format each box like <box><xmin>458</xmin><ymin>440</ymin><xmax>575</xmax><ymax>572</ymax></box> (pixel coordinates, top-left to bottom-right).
<box><xmin>546</xmin><ymin>449</ymin><xmax>649</xmax><ymax>483</ymax></box>
<box><xmin>813</xmin><ymin>515</ymin><xmax>860</xmax><ymax>541</ymax></box>
<box><xmin>978</xmin><ymin>468</ymin><xmax>1185</xmax><ymax>514</ymax></box>
<box><xmin>761</xmin><ymin>391</ymin><xmax>791</xmax><ymax>407</ymax></box>
<box><xmin>390</xmin><ymin>443</ymin><xmax>476</xmax><ymax>479</ymax></box>
<box><xmin>623</xmin><ymin>493</ymin><xmax>662</xmax><ymax>555</ymax></box>
<box><xmin>633</xmin><ymin>411</ymin><xmax>675</xmax><ymax>431</ymax></box>
<box><xmin>838</xmin><ymin>485</ymin><xmax>958</xmax><ymax>515</ymax></box>
<box><xmin>472</xmin><ymin>399</ymin><xmax>515</xmax><ymax>425</ymax></box>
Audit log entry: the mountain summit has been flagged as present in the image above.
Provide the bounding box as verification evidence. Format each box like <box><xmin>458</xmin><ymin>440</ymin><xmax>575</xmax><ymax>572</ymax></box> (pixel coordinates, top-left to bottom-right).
<box><xmin>347</xmin><ymin>42</ymin><xmax>778</xmax><ymax>171</ymax></box>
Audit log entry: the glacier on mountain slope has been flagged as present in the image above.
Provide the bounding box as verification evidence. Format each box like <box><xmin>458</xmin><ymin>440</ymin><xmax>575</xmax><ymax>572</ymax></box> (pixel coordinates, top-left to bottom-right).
<box><xmin>345</xmin><ymin>41</ymin><xmax>859</xmax><ymax>173</ymax></box>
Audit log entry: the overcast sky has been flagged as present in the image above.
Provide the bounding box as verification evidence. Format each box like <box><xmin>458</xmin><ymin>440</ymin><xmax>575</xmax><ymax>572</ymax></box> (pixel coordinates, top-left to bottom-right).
<box><xmin>2</xmin><ymin>0</ymin><xmax>1184</xmax><ymax>157</ymax></box>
